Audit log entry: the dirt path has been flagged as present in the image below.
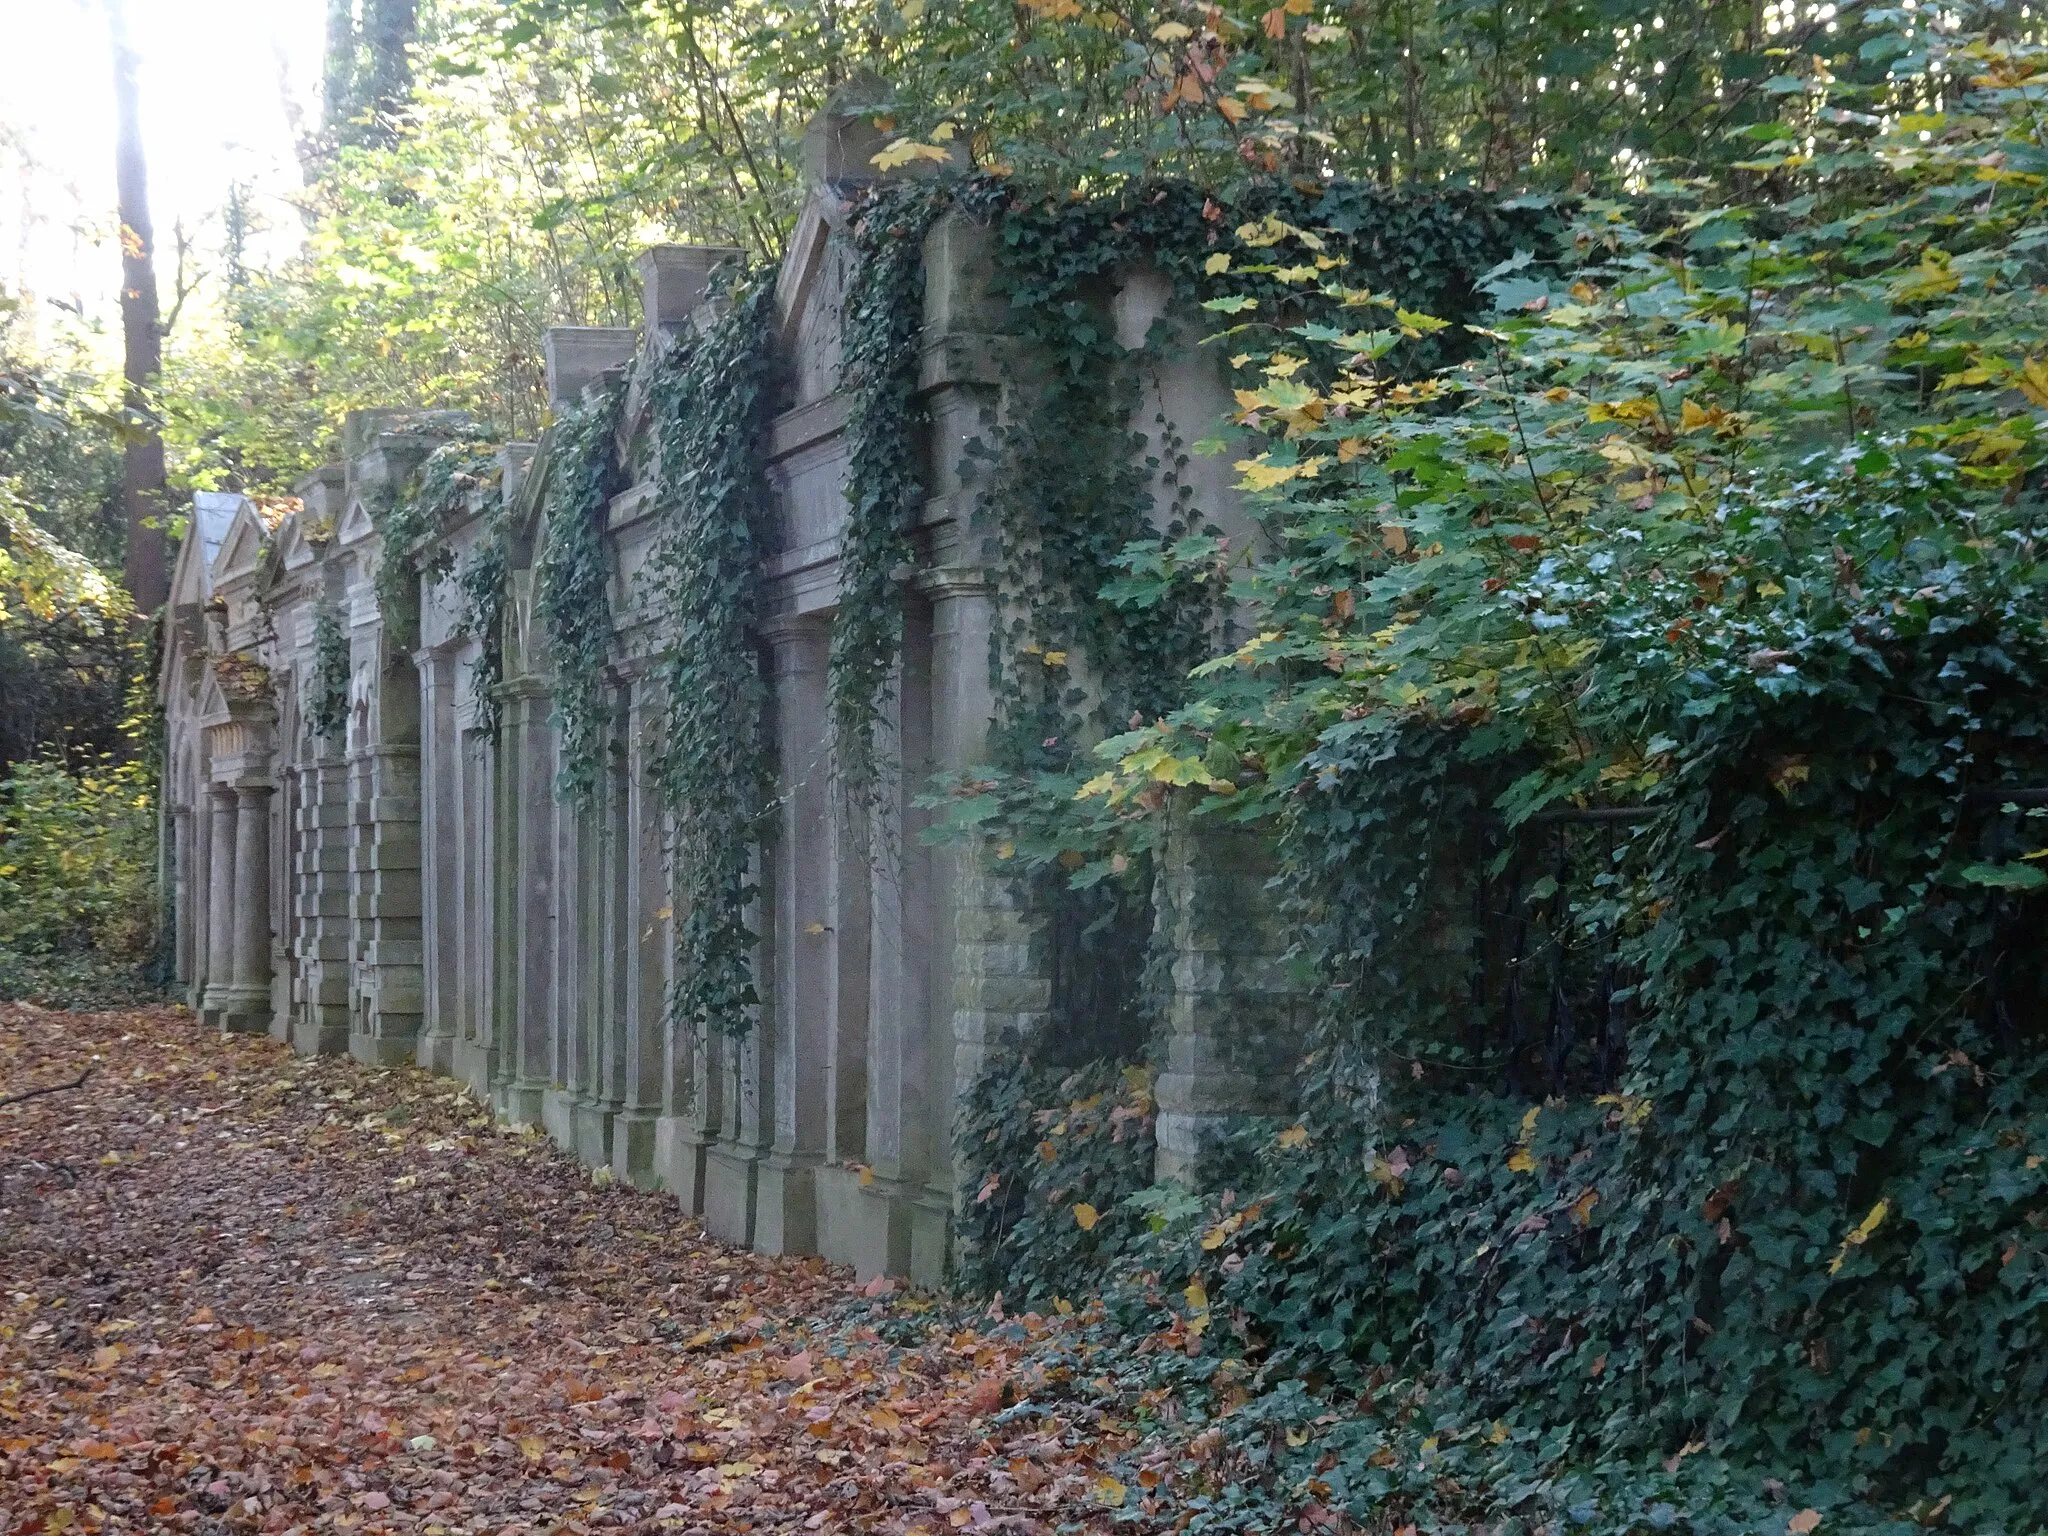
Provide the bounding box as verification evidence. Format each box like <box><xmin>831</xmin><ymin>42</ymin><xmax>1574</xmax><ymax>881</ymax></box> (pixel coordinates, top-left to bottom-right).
<box><xmin>0</xmin><ymin>1004</ymin><xmax>1154</xmax><ymax>1536</ymax></box>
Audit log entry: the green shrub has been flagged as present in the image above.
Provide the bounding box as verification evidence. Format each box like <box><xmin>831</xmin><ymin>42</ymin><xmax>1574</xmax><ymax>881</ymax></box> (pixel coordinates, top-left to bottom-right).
<box><xmin>0</xmin><ymin>754</ymin><xmax>156</xmax><ymax>1007</ymax></box>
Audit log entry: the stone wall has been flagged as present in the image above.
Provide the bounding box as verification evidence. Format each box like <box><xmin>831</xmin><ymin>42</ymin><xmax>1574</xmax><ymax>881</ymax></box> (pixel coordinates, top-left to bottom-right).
<box><xmin>156</xmin><ymin>109</ymin><xmax>1305</xmax><ymax>1285</ymax></box>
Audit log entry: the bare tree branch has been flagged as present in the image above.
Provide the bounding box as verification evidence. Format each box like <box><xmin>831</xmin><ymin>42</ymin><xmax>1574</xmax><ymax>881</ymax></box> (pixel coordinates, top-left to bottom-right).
<box><xmin>0</xmin><ymin>1065</ymin><xmax>97</xmax><ymax>1111</ymax></box>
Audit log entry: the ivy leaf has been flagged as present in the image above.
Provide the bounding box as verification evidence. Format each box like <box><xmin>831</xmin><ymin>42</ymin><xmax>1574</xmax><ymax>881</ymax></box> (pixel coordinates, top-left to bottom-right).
<box><xmin>1959</xmin><ymin>862</ymin><xmax>2047</xmax><ymax>891</ymax></box>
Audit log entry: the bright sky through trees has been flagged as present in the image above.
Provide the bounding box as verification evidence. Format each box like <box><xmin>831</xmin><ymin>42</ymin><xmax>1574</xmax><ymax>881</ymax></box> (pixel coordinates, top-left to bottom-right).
<box><xmin>0</xmin><ymin>0</ymin><xmax>324</xmax><ymax>348</ymax></box>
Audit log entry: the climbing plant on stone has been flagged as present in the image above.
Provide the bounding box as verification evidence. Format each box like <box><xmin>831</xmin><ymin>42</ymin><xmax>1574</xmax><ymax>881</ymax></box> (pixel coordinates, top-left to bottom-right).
<box><xmin>829</xmin><ymin>180</ymin><xmax>951</xmax><ymax>802</ymax></box>
<box><xmin>305</xmin><ymin>606</ymin><xmax>350</xmax><ymax>740</ymax></box>
<box><xmin>534</xmin><ymin>382</ymin><xmax>625</xmax><ymax>801</ymax></box>
<box><xmin>645</xmin><ymin>270</ymin><xmax>778</xmax><ymax>1037</ymax></box>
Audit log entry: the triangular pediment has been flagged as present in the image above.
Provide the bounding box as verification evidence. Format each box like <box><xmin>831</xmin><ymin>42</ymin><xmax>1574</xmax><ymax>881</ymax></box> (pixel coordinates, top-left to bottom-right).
<box><xmin>776</xmin><ymin>194</ymin><xmax>855</xmax><ymax>407</ymax></box>
<box><xmin>337</xmin><ymin>495</ymin><xmax>377</xmax><ymax>547</ymax></box>
<box><xmin>212</xmin><ymin>502</ymin><xmax>269</xmax><ymax>589</ymax></box>
<box><xmin>776</xmin><ymin>199</ymin><xmax>835</xmax><ymax>336</ymax></box>
<box><xmin>195</xmin><ymin>668</ymin><xmax>230</xmax><ymax>729</ymax></box>
<box><xmin>167</xmin><ymin>520</ymin><xmax>212</xmax><ymax>610</ymax></box>
<box><xmin>275</xmin><ymin>514</ymin><xmax>323</xmax><ymax>572</ymax></box>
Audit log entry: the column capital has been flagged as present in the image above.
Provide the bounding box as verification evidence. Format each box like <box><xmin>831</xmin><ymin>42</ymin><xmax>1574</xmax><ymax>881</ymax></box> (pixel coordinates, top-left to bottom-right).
<box><xmin>759</xmin><ymin>611</ymin><xmax>831</xmax><ymax>680</ymax></box>
<box><xmin>911</xmin><ymin>565</ymin><xmax>989</xmax><ymax>601</ymax></box>
<box><xmin>757</xmin><ymin>609</ymin><xmax>832</xmax><ymax>645</ymax></box>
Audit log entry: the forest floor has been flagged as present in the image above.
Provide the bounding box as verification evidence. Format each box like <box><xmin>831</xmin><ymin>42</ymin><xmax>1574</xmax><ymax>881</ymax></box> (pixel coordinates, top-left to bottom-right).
<box><xmin>0</xmin><ymin>1002</ymin><xmax>1166</xmax><ymax>1536</ymax></box>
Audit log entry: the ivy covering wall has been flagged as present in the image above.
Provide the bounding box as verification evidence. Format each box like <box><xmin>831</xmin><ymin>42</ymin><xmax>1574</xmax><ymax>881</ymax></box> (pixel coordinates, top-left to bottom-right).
<box><xmin>379</xmin><ymin>38</ymin><xmax>2048</xmax><ymax>1517</ymax></box>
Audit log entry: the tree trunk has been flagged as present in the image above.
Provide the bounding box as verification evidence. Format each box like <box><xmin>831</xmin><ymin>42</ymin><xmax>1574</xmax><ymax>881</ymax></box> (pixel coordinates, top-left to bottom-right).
<box><xmin>108</xmin><ymin>0</ymin><xmax>167</xmax><ymax>617</ymax></box>
<box><xmin>325</xmin><ymin>0</ymin><xmax>417</xmax><ymax>149</ymax></box>
<box><xmin>322</xmin><ymin>0</ymin><xmax>358</xmax><ymax>140</ymax></box>
<box><xmin>360</xmin><ymin>0</ymin><xmax>419</xmax><ymax>139</ymax></box>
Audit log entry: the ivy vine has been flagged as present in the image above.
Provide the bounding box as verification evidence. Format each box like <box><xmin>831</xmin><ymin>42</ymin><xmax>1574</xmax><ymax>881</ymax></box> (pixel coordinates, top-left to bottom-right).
<box><xmin>371</xmin><ymin>427</ymin><xmax>498</xmax><ymax>619</ymax></box>
<box><xmin>645</xmin><ymin>270</ymin><xmax>778</xmax><ymax>1038</ymax></box>
<box><xmin>921</xmin><ymin>177</ymin><xmax>1539</xmax><ymax>1297</ymax></box>
<box><xmin>305</xmin><ymin>605</ymin><xmax>350</xmax><ymax>740</ymax></box>
<box><xmin>828</xmin><ymin>181</ymin><xmax>952</xmax><ymax>801</ymax></box>
<box><xmin>533</xmin><ymin>380</ymin><xmax>625</xmax><ymax>801</ymax></box>
<box><xmin>454</xmin><ymin>495</ymin><xmax>510</xmax><ymax>736</ymax></box>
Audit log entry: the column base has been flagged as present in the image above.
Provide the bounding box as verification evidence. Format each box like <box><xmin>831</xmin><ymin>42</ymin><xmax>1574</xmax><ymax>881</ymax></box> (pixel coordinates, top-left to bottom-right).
<box><xmin>495</xmin><ymin>1078</ymin><xmax>547</xmax><ymax>1129</ymax></box>
<box><xmin>572</xmin><ymin>1098</ymin><xmax>616</xmax><ymax>1170</ymax></box>
<box><xmin>702</xmin><ymin>1139</ymin><xmax>762</xmax><ymax>1247</ymax></box>
<box><xmin>653</xmin><ymin>1114</ymin><xmax>715</xmax><ymax>1215</ymax></box>
<box><xmin>453</xmin><ymin>1038</ymin><xmax>496</xmax><ymax>1101</ymax></box>
<box><xmin>414</xmin><ymin>1030</ymin><xmax>456</xmax><ymax>1077</ymax></box>
<box><xmin>611</xmin><ymin>1110</ymin><xmax>659</xmax><ymax>1189</ymax></box>
<box><xmin>815</xmin><ymin>1168</ymin><xmax>951</xmax><ymax>1285</ymax></box>
<box><xmin>350</xmin><ymin>1027</ymin><xmax>421</xmax><ymax>1068</ymax></box>
<box><xmin>539</xmin><ymin>1086</ymin><xmax>579</xmax><ymax>1153</ymax></box>
<box><xmin>290</xmin><ymin>1008</ymin><xmax>350</xmax><ymax>1057</ymax></box>
<box><xmin>202</xmin><ymin>985</ymin><xmax>274</xmax><ymax>1036</ymax></box>
<box><xmin>754</xmin><ymin>1152</ymin><xmax>821</xmax><ymax>1256</ymax></box>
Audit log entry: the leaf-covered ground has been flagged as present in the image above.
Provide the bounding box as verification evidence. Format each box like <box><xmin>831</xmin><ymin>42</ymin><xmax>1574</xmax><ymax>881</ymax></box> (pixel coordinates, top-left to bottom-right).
<box><xmin>0</xmin><ymin>1004</ymin><xmax>1172</xmax><ymax>1536</ymax></box>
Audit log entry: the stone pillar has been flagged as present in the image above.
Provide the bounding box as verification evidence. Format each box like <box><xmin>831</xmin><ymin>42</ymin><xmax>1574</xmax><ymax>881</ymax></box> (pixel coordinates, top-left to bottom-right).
<box><xmin>755</xmin><ymin>613</ymin><xmax>832</xmax><ymax>1255</ymax></box>
<box><xmin>293</xmin><ymin>743</ymin><xmax>353</xmax><ymax>1055</ymax></box>
<box><xmin>612</xmin><ymin>672</ymin><xmax>666</xmax><ymax>1186</ymax></box>
<box><xmin>199</xmin><ymin>786</ymin><xmax>237</xmax><ymax>1028</ymax></box>
<box><xmin>348</xmin><ymin>732</ymin><xmax>426</xmax><ymax>1066</ymax></box>
<box><xmin>495</xmin><ymin>683</ymin><xmax>555</xmax><ymax>1126</ymax></box>
<box><xmin>836</xmin><ymin>570</ymin><xmax>1000</xmax><ymax>1284</ymax></box>
<box><xmin>654</xmin><ymin>798</ymin><xmax>724</xmax><ymax>1213</ymax></box>
<box><xmin>703</xmin><ymin>841</ymin><xmax>771</xmax><ymax>1248</ymax></box>
<box><xmin>1153</xmin><ymin>798</ymin><xmax>1307</xmax><ymax>1183</ymax></box>
<box><xmin>558</xmin><ymin>779</ymin><xmax>616</xmax><ymax>1168</ymax></box>
<box><xmin>415</xmin><ymin>647</ymin><xmax>460</xmax><ymax>1075</ymax></box>
<box><xmin>452</xmin><ymin>724</ymin><xmax>497</xmax><ymax>1096</ymax></box>
<box><xmin>171</xmin><ymin>805</ymin><xmax>194</xmax><ymax>989</ymax></box>
<box><xmin>220</xmin><ymin>782</ymin><xmax>274</xmax><ymax>1033</ymax></box>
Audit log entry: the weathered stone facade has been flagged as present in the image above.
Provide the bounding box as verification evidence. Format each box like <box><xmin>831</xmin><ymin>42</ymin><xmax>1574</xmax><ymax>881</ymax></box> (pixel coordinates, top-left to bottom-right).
<box><xmin>157</xmin><ymin>112</ymin><xmax>1303</xmax><ymax>1285</ymax></box>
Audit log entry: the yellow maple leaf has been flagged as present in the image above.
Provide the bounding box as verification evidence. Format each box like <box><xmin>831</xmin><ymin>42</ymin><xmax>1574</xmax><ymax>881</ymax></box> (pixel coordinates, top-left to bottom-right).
<box><xmin>1506</xmin><ymin>1147</ymin><xmax>1539</xmax><ymax>1174</ymax></box>
<box><xmin>2015</xmin><ymin>356</ymin><xmax>2048</xmax><ymax>410</ymax></box>
<box><xmin>1204</xmin><ymin>252</ymin><xmax>1232</xmax><ymax>275</ymax></box>
<box><xmin>1073</xmin><ymin>1202</ymin><xmax>1100</xmax><ymax>1230</ymax></box>
<box><xmin>1277</xmin><ymin>1123</ymin><xmax>1310</xmax><ymax>1148</ymax></box>
<box><xmin>871</xmin><ymin>138</ymin><xmax>954</xmax><ymax>171</ymax></box>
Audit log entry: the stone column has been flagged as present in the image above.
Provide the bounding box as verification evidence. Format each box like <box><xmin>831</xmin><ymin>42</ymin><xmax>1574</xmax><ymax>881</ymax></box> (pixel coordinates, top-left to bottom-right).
<box><xmin>756</xmin><ymin>613</ymin><xmax>832</xmax><ymax>1255</ymax></box>
<box><xmin>654</xmin><ymin>797</ymin><xmax>725</xmax><ymax>1213</ymax></box>
<box><xmin>171</xmin><ymin>805</ymin><xmax>194</xmax><ymax>989</ymax></box>
<box><xmin>415</xmin><ymin>648</ymin><xmax>460</xmax><ymax>1075</ymax></box>
<box><xmin>703</xmin><ymin>866</ymin><xmax>769</xmax><ymax>1246</ymax></box>
<box><xmin>495</xmin><ymin>682</ymin><xmax>555</xmax><ymax>1126</ymax></box>
<box><xmin>612</xmin><ymin>672</ymin><xmax>666</xmax><ymax>1186</ymax></box>
<box><xmin>293</xmin><ymin>741</ymin><xmax>353</xmax><ymax>1055</ymax></box>
<box><xmin>219</xmin><ymin>782</ymin><xmax>274</xmax><ymax>1033</ymax></box>
<box><xmin>452</xmin><ymin>724</ymin><xmax>497</xmax><ymax>1096</ymax></box>
<box><xmin>199</xmin><ymin>786</ymin><xmax>237</xmax><ymax>1028</ymax></box>
<box><xmin>1152</xmin><ymin>797</ymin><xmax>1307</xmax><ymax>1182</ymax></box>
<box><xmin>842</xmin><ymin>570</ymin><xmax>1002</xmax><ymax>1284</ymax></box>
<box><xmin>348</xmin><ymin>731</ymin><xmax>427</xmax><ymax>1066</ymax></box>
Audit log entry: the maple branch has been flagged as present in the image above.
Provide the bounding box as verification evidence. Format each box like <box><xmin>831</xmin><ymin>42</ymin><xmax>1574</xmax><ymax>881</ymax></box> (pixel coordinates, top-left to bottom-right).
<box><xmin>0</xmin><ymin>1065</ymin><xmax>97</xmax><ymax>1110</ymax></box>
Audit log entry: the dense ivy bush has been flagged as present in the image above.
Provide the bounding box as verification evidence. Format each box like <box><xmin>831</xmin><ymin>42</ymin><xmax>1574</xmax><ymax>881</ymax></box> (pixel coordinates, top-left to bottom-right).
<box><xmin>1053</xmin><ymin>21</ymin><xmax>2048</xmax><ymax>1529</ymax></box>
<box><xmin>0</xmin><ymin>755</ymin><xmax>156</xmax><ymax>1007</ymax></box>
<box><xmin>955</xmin><ymin>1055</ymin><xmax>1161</xmax><ymax>1303</ymax></box>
